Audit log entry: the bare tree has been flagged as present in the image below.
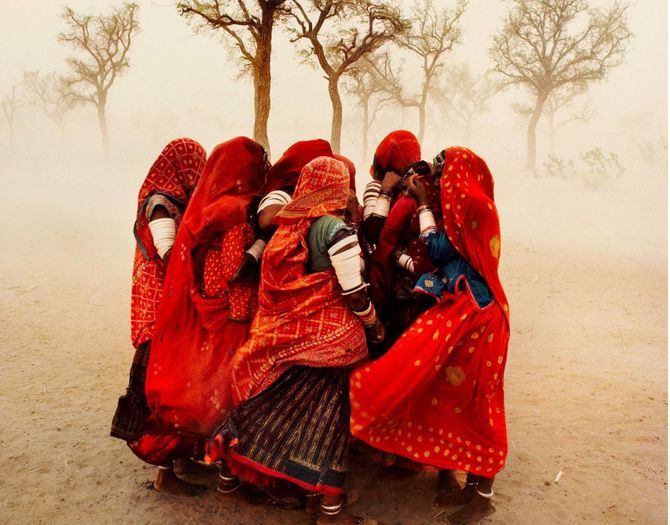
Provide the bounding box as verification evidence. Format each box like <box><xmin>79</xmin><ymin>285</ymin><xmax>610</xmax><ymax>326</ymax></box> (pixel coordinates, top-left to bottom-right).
<box><xmin>375</xmin><ymin>0</ymin><xmax>466</xmax><ymax>142</ymax></box>
<box><xmin>287</xmin><ymin>0</ymin><xmax>407</xmax><ymax>153</ymax></box>
<box><xmin>59</xmin><ymin>2</ymin><xmax>139</xmax><ymax>155</ymax></box>
<box><xmin>345</xmin><ymin>55</ymin><xmax>391</xmax><ymax>164</ymax></box>
<box><xmin>544</xmin><ymin>87</ymin><xmax>596</xmax><ymax>153</ymax></box>
<box><xmin>22</xmin><ymin>71</ymin><xmax>74</xmax><ymax>145</ymax></box>
<box><xmin>491</xmin><ymin>0</ymin><xmax>631</xmax><ymax>173</ymax></box>
<box><xmin>433</xmin><ymin>63</ymin><xmax>500</xmax><ymax>145</ymax></box>
<box><xmin>177</xmin><ymin>1</ymin><xmax>288</xmax><ymax>151</ymax></box>
<box><xmin>1</xmin><ymin>84</ymin><xmax>22</xmax><ymax>153</ymax></box>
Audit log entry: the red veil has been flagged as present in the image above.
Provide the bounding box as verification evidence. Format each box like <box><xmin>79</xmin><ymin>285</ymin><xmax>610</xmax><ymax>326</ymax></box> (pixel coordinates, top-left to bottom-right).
<box><xmin>261</xmin><ymin>139</ymin><xmax>333</xmax><ymax>194</ymax></box>
<box><xmin>229</xmin><ymin>156</ymin><xmax>368</xmax><ymax>405</ymax></box>
<box><xmin>131</xmin><ymin>138</ymin><xmax>207</xmax><ymax>348</ymax></box>
<box><xmin>350</xmin><ymin>147</ymin><xmax>511</xmax><ymax>478</ymax></box>
<box><xmin>142</xmin><ymin>137</ymin><xmax>267</xmax><ymax>438</ymax></box>
<box><xmin>370</xmin><ymin>130</ymin><xmax>421</xmax><ymax>179</ymax></box>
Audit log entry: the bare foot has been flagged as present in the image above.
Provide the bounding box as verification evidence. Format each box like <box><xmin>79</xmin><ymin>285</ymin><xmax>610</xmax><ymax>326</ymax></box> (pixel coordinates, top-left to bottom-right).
<box><xmin>317</xmin><ymin>510</ymin><xmax>378</xmax><ymax>525</ymax></box>
<box><xmin>447</xmin><ymin>494</ymin><xmax>495</xmax><ymax>524</ymax></box>
<box><xmin>437</xmin><ymin>470</ymin><xmax>462</xmax><ymax>499</ymax></box>
<box><xmin>436</xmin><ymin>484</ymin><xmax>478</xmax><ymax>507</ymax></box>
<box><xmin>153</xmin><ymin>468</ymin><xmax>205</xmax><ymax>496</ymax></box>
<box><xmin>173</xmin><ymin>458</ymin><xmax>216</xmax><ymax>486</ymax></box>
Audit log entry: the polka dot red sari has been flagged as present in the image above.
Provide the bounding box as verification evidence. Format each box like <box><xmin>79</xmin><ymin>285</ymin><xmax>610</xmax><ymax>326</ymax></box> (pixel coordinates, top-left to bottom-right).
<box><xmin>350</xmin><ymin>147</ymin><xmax>511</xmax><ymax>478</ymax></box>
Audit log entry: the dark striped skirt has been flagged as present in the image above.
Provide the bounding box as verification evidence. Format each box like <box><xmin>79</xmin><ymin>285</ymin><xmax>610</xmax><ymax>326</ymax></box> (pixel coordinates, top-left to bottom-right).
<box><xmin>212</xmin><ymin>367</ymin><xmax>350</xmax><ymax>496</ymax></box>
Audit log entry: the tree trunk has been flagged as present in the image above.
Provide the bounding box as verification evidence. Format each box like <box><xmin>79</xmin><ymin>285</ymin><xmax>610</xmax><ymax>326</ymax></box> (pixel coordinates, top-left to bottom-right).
<box><xmin>97</xmin><ymin>97</ymin><xmax>110</xmax><ymax>156</ymax></box>
<box><xmin>328</xmin><ymin>76</ymin><xmax>343</xmax><ymax>154</ymax></box>
<box><xmin>526</xmin><ymin>92</ymin><xmax>548</xmax><ymax>174</ymax></box>
<box><xmin>418</xmin><ymin>101</ymin><xmax>426</xmax><ymax>143</ymax></box>
<box><xmin>548</xmin><ymin>110</ymin><xmax>556</xmax><ymax>155</ymax></box>
<box><xmin>361</xmin><ymin>95</ymin><xmax>370</xmax><ymax>166</ymax></box>
<box><xmin>253</xmin><ymin>9</ymin><xmax>273</xmax><ymax>152</ymax></box>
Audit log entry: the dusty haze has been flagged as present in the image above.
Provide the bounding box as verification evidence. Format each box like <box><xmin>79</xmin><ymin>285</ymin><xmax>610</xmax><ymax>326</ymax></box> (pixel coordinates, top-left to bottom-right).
<box><xmin>0</xmin><ymin>0</ymin><xmax>667</xmax><ymax>524</ymax></box>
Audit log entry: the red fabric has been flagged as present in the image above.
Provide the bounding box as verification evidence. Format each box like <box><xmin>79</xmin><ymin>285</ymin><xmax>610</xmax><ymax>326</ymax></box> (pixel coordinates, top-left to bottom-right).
<box><xmin>130</xmin><ymin>138</ymin><xmax>207</xmax><ymax>348</ymax></box>
<box><xmin>261</xmin><ymin>139</ymin><xmax>333</xmax><ymax>194</ymax></box>
<box><xmin>370</xmin><ymin>130</ymin><xmax>421</xmax><ymax>179</ymax></box>
<box><xmin>229</xmin><ymin>156</ymin><xmax>368</xmax><ymax>405</ymax></box>
<box><xmin>369</xmin><ymin>178</ymin><xmax>441</xmax><ymax>307</ymax></box>
<box><xmin>333</xmin><ymin>153</ymin><xmax>357</xmax><ymax>191</ymax></box>
<box><xmin>143</xmin><ymin>137</ymin><xmax>267</xmax><ymax>438</ymax></box>
<box><xmin>350</xmin><ymin>147</ymin><xmax>510</xmax><ymax>478</ymax></box>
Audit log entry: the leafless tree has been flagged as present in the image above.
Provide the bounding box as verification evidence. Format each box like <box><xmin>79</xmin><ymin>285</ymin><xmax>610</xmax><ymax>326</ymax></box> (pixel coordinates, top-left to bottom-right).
<box><xmin>345</xmin><ymin>55</ymin><xmax>392</xmax><ymax>164</ymax></box>
<box><xmin>1</xmin><ymin>84</ymin><xmax>22</xmax><ymax>153</ymax></box>
<box><xmin>58</xmin><ymin>2</ymin><xmax>139</xmax><ymax>155</ymax></box>
<box><xmin>177</xmin><ymin>1</ymin><xmax>288</xmax><ymax>151</ymax></box>
<box><xmin>22</xmin><ymin>71</ymin><xmax>75</xmax><ymax>145</ymax></box>
<box><xmin>491</xmin><ymin>0</ymin><xmax>631</xmax><ymax>173</ymax></box>
<box><xmin>544</xmin><ymin>87</ymin><xmax>596</xmax><ymax>153</ymax></box>
<box><xmin>375</xmin><ymin>0</ymin><xmax>466</xmax><ymax>142</ymax></box>
<box><xmin>287</xmin><ymin>0</ymin><xmax>407</xmax><ymax>153</ymax></box>
<box><xmin>433</xmin><ymin>63</ymin><xmax>500</xmax><ymax>145</ymax></box>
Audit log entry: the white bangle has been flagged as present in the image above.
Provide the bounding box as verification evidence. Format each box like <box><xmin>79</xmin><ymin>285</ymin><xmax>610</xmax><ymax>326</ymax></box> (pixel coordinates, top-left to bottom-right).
<box><xmin>397</xmin><ymin>253</ymin><xmax>415</xmax><ymax>273</ymax></box>
<box><xmin>418</xmin><ymin>208</ymin><xmax>437</xmax><ymax>236</ymax></box>
<box><xmin>245</xmin><ymin>239</ymin><xmax>266</xmax><ymax>262</ymax></box>
<box><xmin>148</xmin><ymin>218</ymin><xmax>176</xmax><ymax>258</ymax></box>
<box><xmin>371</xmin><ymin>193</ymin><xmax>391</xmax><ymax>218</ymax></box>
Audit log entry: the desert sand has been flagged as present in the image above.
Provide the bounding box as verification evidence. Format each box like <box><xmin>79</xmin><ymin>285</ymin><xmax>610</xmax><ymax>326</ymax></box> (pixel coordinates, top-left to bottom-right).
<box><xmin>0</xmin><ymin>156</ymin><xmax>666</xmax><ymax>524</ymax></box>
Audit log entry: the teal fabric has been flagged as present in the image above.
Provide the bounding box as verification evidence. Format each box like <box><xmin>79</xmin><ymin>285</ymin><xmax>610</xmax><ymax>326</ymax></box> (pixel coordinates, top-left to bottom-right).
<box><xmin>307</xmin><ymin>215</ymin><xmax>347</xmax><ymax>272</ymax></box>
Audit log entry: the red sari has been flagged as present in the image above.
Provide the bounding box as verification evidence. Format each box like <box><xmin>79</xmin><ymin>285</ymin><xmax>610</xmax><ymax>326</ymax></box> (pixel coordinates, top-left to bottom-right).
<box><xmin>261</xmin><ymin>139</ymin><xmax>333</xmax><ymax>194</ymax></box>
<box><xmin>131</xmin><ymin>137</ymin><xmax>267</xmax><ymax>464</ymax></box>
<box><xmin>130</xmin><ymin>138</ymin><xmax>207</xmax><ymax>348</ymax></box>
<box><xmin>350</xmin><ymin>147</ymin><xmax>511</xmax><ymax>478</ymax></box>
<box><xmin>228</xmin><ymin>156</ymin><xmax>368</xmax><ymax>406</ymax></box>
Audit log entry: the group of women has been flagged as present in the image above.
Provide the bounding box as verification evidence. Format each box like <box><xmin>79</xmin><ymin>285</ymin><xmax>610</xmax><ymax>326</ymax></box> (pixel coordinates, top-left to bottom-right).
<box><xmin>111</xmin><ymin>130</ymin><xmax>510</xmax><ymax>525</ymax></box>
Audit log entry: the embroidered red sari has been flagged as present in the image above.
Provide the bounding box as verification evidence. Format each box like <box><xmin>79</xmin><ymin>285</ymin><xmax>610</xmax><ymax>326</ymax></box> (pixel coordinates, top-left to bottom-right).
<box><xmin>229</xmin><ymin>156</ymin><xmax>368</xmax><ymax>405</ymax></box>
<box><xmin>130</xmin><ymin>137</ymin><xmax>267</xmax><ymax>464</ymax></box>
<box><xmin>370</xmin><ymin>130</ymin><xmax>421</xmax><ymax>179</ymax></box>
<box><xmin>130</xmin><ymin>138</ymin><xmax>207</xmax><ymax>348</ymax></box>
<box><xmin>350</xmin><ymin>147</ymin><xmax>511</xmax><ymax>478</ymax></box>
<box><xmin>261</xmin><ymin>139</ymin><xmax>333</xmax><ymax>194</ymax></box>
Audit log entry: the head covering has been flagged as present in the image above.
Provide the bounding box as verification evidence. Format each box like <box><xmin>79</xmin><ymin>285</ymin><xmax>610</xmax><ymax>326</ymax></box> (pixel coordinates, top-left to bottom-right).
<box><xmin>436</xmin><ymin>146</ymin><xmax>508</xmax><ymax>318</ymax></box>
<box><xmin>134</xmin><ymin>138</ymin><xmax>207</xmax><ymax>259</ymax></box>
<box><xmin>143</xmin><ymin>137</ymin><xmax>268</xmax><ymax>437</ymax></box>
<box><xmin>370</xmin><ymin>130</ymin><xmax>421</xmax><ymax>180</ymax></box>
<box><xmin>229</xmin><ymin>157</ymin><xmax>368</xmax><ymax>405</ymax></box>
<box><xmin>261</xmin><ymin>139</ymin><xmax>333</xmax><ymax>194</ymax></box>
<box><xmin>130</xmin><ymin>138</ymin><xmax>207</xmax><ymax>348</ymax></box>
<box><xmin>333</xmin><ymin>153</ymin><xmax>357</xmax><ymax>191</ymax></box>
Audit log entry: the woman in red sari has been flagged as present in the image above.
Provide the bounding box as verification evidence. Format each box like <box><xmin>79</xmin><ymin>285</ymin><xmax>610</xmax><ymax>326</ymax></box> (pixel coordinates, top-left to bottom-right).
<box><xmin>111</xmin><ymin>138</ymin><xmax>206</xmax><ymax>462</ymax></box>
<box><xmin>350</xmin><ymin>147</ymin><xmax>510</xmax><ymax>524</ymax></box>
<box><xmin>208</xmin><ymin>156</ymin><xmax>381</xmax><ymax>525</ymax></box>
<box><xmin>127</xmin><ymin>137</ymin><xmax>268</xmax><ymax>494</ymax></box>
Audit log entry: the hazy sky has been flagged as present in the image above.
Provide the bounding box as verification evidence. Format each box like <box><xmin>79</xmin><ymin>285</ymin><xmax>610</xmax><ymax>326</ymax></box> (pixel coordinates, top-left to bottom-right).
<box><xmin>0</xmin><ymin>0</ymin><xmax>666</xmax><ymax>166</ymax></box>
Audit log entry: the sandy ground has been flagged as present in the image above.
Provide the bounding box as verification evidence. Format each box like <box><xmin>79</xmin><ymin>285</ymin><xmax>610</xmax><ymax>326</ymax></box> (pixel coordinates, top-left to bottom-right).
<box><xmin>0</xmin><ymin>161</ymin><xmax>666</xmax><ymax>524</ymax></box>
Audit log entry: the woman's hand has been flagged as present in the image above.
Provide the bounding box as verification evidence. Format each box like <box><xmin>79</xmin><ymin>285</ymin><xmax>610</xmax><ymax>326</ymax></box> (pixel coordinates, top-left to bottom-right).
<box><xmin>406</xmin><ymin>175</ymin><xmax>429</xmax><ymax>207</ymax></box>
<box><xmin>366</xmin><ymin>319</ymin><xmax>386</xmax><ymax>343</ymax></box>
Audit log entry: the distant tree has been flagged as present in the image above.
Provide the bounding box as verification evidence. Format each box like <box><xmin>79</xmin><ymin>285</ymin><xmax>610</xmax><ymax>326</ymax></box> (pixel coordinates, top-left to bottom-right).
<box><xmin>375</xmin><ymin>0</ymin><xmax>466</xmax><ymax>142</ymax></box>
<box><xmin>59</xmin><ymin>2</ymin><xmax>140</xmax><ymax>154</ymax></box>
<box><xmin>491</xmin><ymin>0</ymin><xmax>631</xmax><ymax>173</ymax></box>
<box><xmin>1</xmin><ymin>84</ymin><xmax>22</xmax><ymax>153</ymax></box>
<box><xmin>22</xmin><ymin>71</ymin><xmax>75</xmax><ymax>145</ymax></box>
<box><xmin>433</xmin><ymin>63</ymin><xmax>500</xmax><ymax>145</ymax></box>
<box><xmin>177</xmin><ymin>1</ymin><xmax>289</xmax><ymax>151</ymax></box>
<box><xmin>287</xmin><ymin>0</ymin><xmax>407</xmax><ymax>153</ymax></box>
<box><xmin>345</xmin><ymin>54</ymin><xmax>391</xmax><ymax>164</ymax></box>
<box><xmin>544</xmin><ymin>88</ymin><xmax>596</xmax><ymax>154</ymax></box>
